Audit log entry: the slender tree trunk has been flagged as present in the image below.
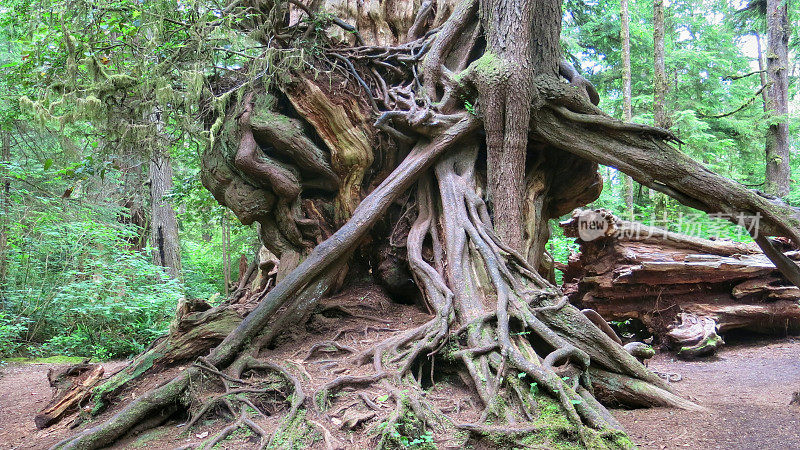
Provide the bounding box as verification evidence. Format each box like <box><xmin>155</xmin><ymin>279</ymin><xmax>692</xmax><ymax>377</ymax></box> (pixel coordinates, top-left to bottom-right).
<box><xmin>653</xmin><ymin>0</ymin><xmax>668</xmax><ymax>129</ymax></box>
<box><xmin>222</xmin><ymin>212</ymin><xmax>231</xmax><ymax>296</ymax></box>
<box><xmin>621</xmin><ymin>0</ymin><xmax>635</xmax><ymax>218</ymax></box>
<box><xmin>0</xmin><ymin>131</ymin><xmax>10</xmax><ymax>287</ymax></box>
<box><xmin>149</xmin><ymin>117</ymin><xmax>182</xmax><ymax>279</ymax></box>
<box><xmin>764</xmin><ymin>0</ymin><xmax>790</xmax><ymax>196</ymax></box>
<box><xmin>120</xmin><ymin>153</ymin><xmax>148</xmax><ymax>251</ymax></box>
<box><xmin>756</xmin><ymin>32</ymin><xmax>769</xmax><ymax>112</ymax></box>
<box><xmin>652</xmin><ymin>0</ymin><xmax>670</xmax><ymax>217</ymax></box>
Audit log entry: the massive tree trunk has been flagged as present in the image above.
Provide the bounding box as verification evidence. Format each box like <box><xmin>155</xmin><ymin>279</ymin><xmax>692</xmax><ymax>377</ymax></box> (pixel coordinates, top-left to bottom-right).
<box><xmin>50</xmin><ymin>0</ymin><xmax>800</xmax><ymax>448</ymax></box>
<box><xmin>764</xmin><ymin>0</ymin><xmax>790</xmax><ymax>197</ymax></box>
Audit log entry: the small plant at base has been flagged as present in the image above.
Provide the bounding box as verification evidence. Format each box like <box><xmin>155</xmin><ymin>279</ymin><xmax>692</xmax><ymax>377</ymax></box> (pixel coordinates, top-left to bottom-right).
<box><xmin>464</xmin><ymin>101</ymin><xmax>477</xmax><ymax>116</ymax></box>
<box><xmin>390</xmin><ymin>429</ymin><xmax>435</xmax><ymax>449</ymax></box>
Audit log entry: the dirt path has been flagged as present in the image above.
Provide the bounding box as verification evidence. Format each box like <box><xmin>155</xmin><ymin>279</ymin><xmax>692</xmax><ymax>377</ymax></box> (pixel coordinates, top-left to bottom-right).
<box><xmin>615</xmin><ymin>337</ymin><xmax>800</xmax><ymax>449</ymax></box>
<box><xmin>0</xmin><ymin>360</ymin><xmax>128</xmax><ymax>450</ymax></box>
<box><xmin>0</xmin><ymin>361</ymin><xmax>57</xmax><ymax>449</ymax></box>
<box><xmin>1</xmin><ymin>338</ymin><xmax>798</xmax><ymax>449</ymax></box>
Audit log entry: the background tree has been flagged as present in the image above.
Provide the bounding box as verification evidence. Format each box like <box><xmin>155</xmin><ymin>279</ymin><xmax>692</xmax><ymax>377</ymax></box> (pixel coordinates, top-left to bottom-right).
<box><xmin>621</xmin><ymin>0</ymin><xmax>635</xmax><ymax>216</ymax></box>
<box><xmin>764</xmin><ymin>0</ymin><xmax>791</xmax><ymax>196</ymax></box>
<box><xmin>148</xmin><ymin>113</ymin><xmax>182</xmax><ymax>279</ymax></box>
<box><xmin>653</xmin><ymin>0</ymin><xmax>669</xmax><ymax>131</ymax></box>
<box><xmin>0</xmin><ymin>0</ymin><xmax>255</xmax><ymax>359</ymax></box>
<box><xmin>0</xmin><ymin>131</ymin><xmax>9</xmax><ymax>286</ymax></box>
<box><xmin>564</xmin><ymin>0</ymin><xmax>796</xmax><ymax>216</ymax></box>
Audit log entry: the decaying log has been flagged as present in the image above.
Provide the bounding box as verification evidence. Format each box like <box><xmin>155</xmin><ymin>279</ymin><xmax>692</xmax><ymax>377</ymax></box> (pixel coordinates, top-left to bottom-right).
<box><xmin>36</xmin><ymin>363</ymin><xmax>104</xmax><ymax>429</ymax></box>
<box><xmin>561</xmin><ymin>209</ymin><xmax>800</xmax><ymax>357</ymax></box>
<box><xmin>666</xmin><ymin>313</ymin><xmax>722</xmax><ymax>357</ymax></box>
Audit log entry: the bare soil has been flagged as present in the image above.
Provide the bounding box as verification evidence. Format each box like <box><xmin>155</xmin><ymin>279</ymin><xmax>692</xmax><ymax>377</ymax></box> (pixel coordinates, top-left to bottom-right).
<box><xmin>2</xmin><ymin>316</ymin><xmax>799</xmax><ymax>449</ymax></box>
<box><xmin>614</xmin><ymin>336</ymin><xmax>800</xmax><ymax>450</ymax></box>
<box><xmin>0</xmin><ymin>359</ymin><xmax>129</xmax><ymax>449</ymax></box>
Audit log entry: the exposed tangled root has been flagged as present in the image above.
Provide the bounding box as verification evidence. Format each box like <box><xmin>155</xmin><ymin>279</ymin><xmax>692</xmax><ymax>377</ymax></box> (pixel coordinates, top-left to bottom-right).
<box><xmin>52</xmin><ymin>104</ymin><xmax>479</xmax><ymax>449</ymax></box>
<box><xmin>174</xmin><ymin>355</ymin><xmax>306</xmax><ymax>449</ymax></box>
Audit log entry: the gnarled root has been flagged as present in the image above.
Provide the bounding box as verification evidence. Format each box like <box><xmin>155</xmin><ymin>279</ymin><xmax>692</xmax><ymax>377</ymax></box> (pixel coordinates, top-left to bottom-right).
<box><xmin>350</xmin><ymin>143</ymin><xmax>693</xmax><ymax>448</ymax></box>
<box><xmin>52</xmin><ymin>114</ymin><xmax>478</xmax><ymax>450</ymax></box>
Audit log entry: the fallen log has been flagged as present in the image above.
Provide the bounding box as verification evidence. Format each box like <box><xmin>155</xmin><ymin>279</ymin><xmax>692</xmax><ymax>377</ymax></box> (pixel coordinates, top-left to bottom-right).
<box><xmin>560</xmin><ymin>209</ymin><xmax>800</xmax><ymax>357</ymax></box>
<box><xmin>36</xmin><ymin>362</ymin><xmax>104</xmax><ymax>429</ymax></box>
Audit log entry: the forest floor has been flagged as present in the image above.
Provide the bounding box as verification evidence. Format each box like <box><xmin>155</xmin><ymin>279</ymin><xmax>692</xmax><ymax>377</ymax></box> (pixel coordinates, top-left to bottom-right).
<box><xmin>1</xmin><ymin>312</ymin><xmax>799</xmax><ymax>449</ymax></box>
<box><xmin>615</xmin><ymin>335</ymin><xmax>800</xmax><ymax>449</ymax></box>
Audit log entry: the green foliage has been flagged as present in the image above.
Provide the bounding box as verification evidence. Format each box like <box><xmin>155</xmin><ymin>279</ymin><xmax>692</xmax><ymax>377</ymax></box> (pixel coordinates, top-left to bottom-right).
<box><xmin>548</xmin><ymin>226</ymin><xmax>579</xmax><ymax>284</ymax></box>
<box><xmin>0</xmin><ymin>0</ymin><xmax>264</xmax><ymax>358</ymax></box>
<box><xmin>1</xmin><ymin>201</ymin><xmax>182</xmax><ymax>359</ymax></box>
<box><xmin>0</xmin><ymin>312</ymin><xmax>27</xmax><ymax>356</ymax></box>
<box><xmin>563</xmin><ymin>0</ymin><xmax>797</xmax><ymax>190</ymax></box>
<box><xmin>390</xmin><ymin>428</ymin><xmax>435</xmax><ymax>450</ymax></box>
<box><xmin>378</xmin><ymin>410</ymin><xmax>437</xmax><ymax>450</ymax></box>
<box><xmin>464</xmin><ymin>101</ymin><xmax>477</xmax><ymax>116</ymax></box>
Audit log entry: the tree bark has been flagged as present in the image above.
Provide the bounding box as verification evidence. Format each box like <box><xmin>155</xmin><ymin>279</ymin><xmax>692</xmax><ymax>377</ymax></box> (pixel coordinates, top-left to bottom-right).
<box><xmin>651</xmin><ymin>0</ymin><xmax>671</xmax><ymax>218</ymax></box>
<box><xmin>477</xmin><ymin>0</ymin><xmax>552</xmax><ymax>251</ymax></box>
<box><xmin>764</xmin><ymin>0</ymin><xmax>790</xmax><ymax>196</ymax></box>
<box><xmin>621</xmin><ymin>0</ymin><xmax>635</xmax><ymax>217</ymax></box>
<box><xmin>0</xmin><ymin>130</ymin><xmax>10</xmax><ymax>287</ymax></box>
<box><xmin>119</xmin><ymin>153</ymin><xmax>148</xmax><ymax>251</ymax></box>
<box><xmin>653</xmin><ymin>0</ymin><xmax>669</xmax><ymax>130</ymax></box>
<box><xmin>756</xmin><ymin>32</ymin><xmax>769</xmax><ymax>112</ymax></box>
<box><xmin>149</xmin><ymin>123</ymin><xmax>182</xmax><ymax>279</ymax></box>
<box><xmin>222</xmin><ymin>212</ymin><xmax>231</xmax><ymax>295</ymax></box>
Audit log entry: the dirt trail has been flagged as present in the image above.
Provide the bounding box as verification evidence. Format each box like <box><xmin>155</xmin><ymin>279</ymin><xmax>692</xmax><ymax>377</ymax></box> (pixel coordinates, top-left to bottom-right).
<box><xmin>0</xmin><ymin>360</ymin><xmax>128</xmax><ymax>449</ymax></box>
<box><xmin>615</xmin><ymin>337</ymin><xmax>800</xmax><ymax>449</ymax></box>
<box><xmin>0</xmin><ymin>361</ymin><xmax>56</xmax><ymax>449</ymax></box>
<box><xmin>1</xmin><ymin>338</ymin><xmax>798</xmax><ymax>449</ymax></box>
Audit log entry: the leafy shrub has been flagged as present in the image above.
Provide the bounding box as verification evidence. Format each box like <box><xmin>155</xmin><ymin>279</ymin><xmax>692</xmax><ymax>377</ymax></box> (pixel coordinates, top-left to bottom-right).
<box><xmin>1</xmin><ymin>206</ymin><xmax>182</xmax><ymax>360</ymax></box>
<box><xmin>0</xmin><ymin>312</ymin><xmax>28</xmax><ymax>356</ymax></box>
<box><xmin>180</xmin><ymin>239</ymin><xmax>226</xmax><ymax>301</ymax></box>
<box><xmin>785</xmin><ymin>189</ymin><xmax>800</xmax><ymax>208</ymax></box>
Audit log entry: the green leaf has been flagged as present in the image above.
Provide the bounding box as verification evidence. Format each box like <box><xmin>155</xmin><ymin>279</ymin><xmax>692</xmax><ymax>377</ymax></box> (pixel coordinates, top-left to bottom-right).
<box><xmin>43</xmin><ymin>158</ymin><xmax>53</xmax><ymax>170</ymax></box>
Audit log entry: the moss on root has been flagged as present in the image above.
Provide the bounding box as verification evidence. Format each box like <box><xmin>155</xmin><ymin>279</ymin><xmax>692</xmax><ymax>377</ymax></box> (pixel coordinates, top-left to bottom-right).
<box><xmin>464</xmin><ymin>394</ymin><xmax>635</xmax><ymax>450</ymax></box>
<box><xmin>269</xmin><ymin>410</ymin><xmax>321</xmax><ymax>449</ymax></box>
<box><xmin>90</xmin><ymin>351</ymin><xmax>163</xmax><ymax>415</ymax></box>
<box><xmin>130</xmin><ymin>428</ymin><xmax>170</xmax><ymax>448</ymax></box>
